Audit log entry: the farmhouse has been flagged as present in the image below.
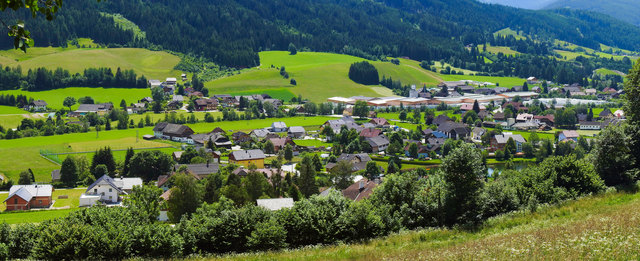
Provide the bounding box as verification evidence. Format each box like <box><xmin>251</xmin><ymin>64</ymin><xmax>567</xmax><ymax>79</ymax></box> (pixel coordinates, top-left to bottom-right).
<box><xmin>367</xmin><ymin>135</ymin><xmax>390</xmax><ymax>153</ymax></box>
<box><xmin>559</xmin><ymin>130</ymin><xmax>580</xmax><ymax>142</ymax></box>
<box><xmin>74</xmin><ymin>103</ymin><xmax>113</xmax><ymax>116</ymax></box>
<box><xmin>194</xmin><ymin>98</ymin><xmax>219</xmax><ymax>111</ymax></box>
<box><xmin>360</xmin><ymin>128</ymin><xmax>382</xmax><ymax>138</ymax></box>
<box><xmin>80</xmin><ymin>175</ymin><xmax>143</xmax><ymax>207</ymax></box>
<box><xmin>190</xmin><ymin>133</ymin><xmax>232</xmax><ymax>148</ymax></box>
<box><xmin>269</xmin><ymin>137</ymin><xmax>297</xmax><ymax>152</ymax></box>
<box><xmin>370</xmin><ymin>118</ymin><xmax>390</xmax><ymax>127</ymax></box>
<box><xmin>250</xmin><ymin>129</ymin><xmax>273</xmax><ymax>140</ymax></box>
<box><xmin>287</xmin><ymin>126</ymin><xmax>306</xmax><ymax>138</ymax></box>
<box><xmin>153</xmin><ymin>122</ymin><xmax>195</xmax><ymax>144</ymax></box>
<box><xmin>232</xmin><ymin>131</ymin><xmax>252</xmax><ymax>143</ymax></box>
<box><xmin>148</xmin><ymin>79</ymin><xmax>162</xmax><ymax>88</ymax></box>
<box><xmin>229</xmin><ymin>149</ymin><xmax>266</xmax><ymax>168</ymax></box>
<box><xmin>27</xmin><ymin>100</ymin><xmax>48</xmax><ymax>111</ymax></box>
<box><xmin>3</xmin><ymin>184</ymin><xmax>53</xmax><ymax>211</ymax></box>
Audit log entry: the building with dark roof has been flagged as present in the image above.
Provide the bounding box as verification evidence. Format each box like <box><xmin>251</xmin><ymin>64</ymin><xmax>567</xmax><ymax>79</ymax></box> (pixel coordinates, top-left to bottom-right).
<box><xmin>287</xmin><ymin>126</ymin><xmax>306</xmax><ymax>138</ymax></box>
<box><xmin>229</xmin><ymin>150</ymin><xmax>266</xmax><ymax>168</ymax></box>
<box><xmin>341</xmin><ymin>178</ymin><xmax>378</xmax><ymax>201</ymax></box>
<box><xmin>74</xmin><ymin>103</ymin><xmax>113</xmax><ymax>116</ymax></box>
<box><xmin>153</xmin><ymin>122</ymin><xmax>195</xmax><ymax>144</ymax></box>
<box><xmin>367</xmin><ymin>135</ymin><xmax>390</xmax><ymax>153</ymax></box>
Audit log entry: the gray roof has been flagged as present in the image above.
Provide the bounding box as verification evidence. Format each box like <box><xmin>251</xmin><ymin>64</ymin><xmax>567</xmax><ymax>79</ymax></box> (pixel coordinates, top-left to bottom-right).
<box><xmin>172</xmin><ymin>95</ymin><xmax>184</xmax><ymax>102</ymax></box>
<box><xmin>76</xmin><ymin>103</ymin><xmax>113</xmax><ymax>112</ymax></box>
<box><xmin>153</xmin><ymin>122</ymin><xmax>194</xmax><ymax>136</ymax></box>
<box><xmin>251</xmin><ymin>129</ymin><xmax>272</xmax><ymax>138</ymax></box>
<box><xmin>288</xmin><ymin>126</ymin><xmax>306</xmax><ymax>134</ymax></box>
<box><xmin>494</xmin><ymin>134</ymin><xmax>526</xmax><ymax>144</ymax></box>
<box><xmin>257</xmin><ymin>198</ymin><xmax>294</xmax><ymax>211</ymax></box>
<box><xmin>51</xmin><ymin>169</ymin><xmax>61</xmax><ymax>181</ymax></box>
<box><xmin>177</xmin><ymin>163</ymin><xmax>221</xmax><ymax>176</ymax></box>
<box><xmin>337</xmin><ymin>153</ymin><xmax>372</xmax><ymax>162</ymax></box>
<box><xmin>31</xmin><ymin>100</ymin><xmax>47</xmax><ymax>106</ymax></box>
<box><xmin>5</xmin><ymin>184</ymin><xmax>54</xmax><ymax>202</ymax></box>
<box><xmin>367</xmin><ymin>135</ymin><xmax>390</xmax><ymax>147</ymax></box>
<box><xmin>230</xmin><ymin>149</ymin><xmax>266</xmax><ymax>161</ymax></box>
<box><xmin>271</xmin><ymin>121</ymin><xmax>287</xmax><ymax>129</ymax></box>
<box><xmin>87</xmin><ymin>175</ymin><xmax>124</xmax><ymax>193</ymax></box>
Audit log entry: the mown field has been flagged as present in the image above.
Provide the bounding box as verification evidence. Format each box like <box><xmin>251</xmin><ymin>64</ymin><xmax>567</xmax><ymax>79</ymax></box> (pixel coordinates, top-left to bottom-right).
<box><xmin>214</xmin><ymin>191</ymin><xmax>640</xmax><ymax>260</ymax></box>
<box><xmin>0</xmin><ymin>87</ymin><xmax>152</xmax><ymax>110</ymax></box>
<box><xmin>0</xmin><ymin>45</ymin><xmax>183</xmax><ymax>80</ymax></box>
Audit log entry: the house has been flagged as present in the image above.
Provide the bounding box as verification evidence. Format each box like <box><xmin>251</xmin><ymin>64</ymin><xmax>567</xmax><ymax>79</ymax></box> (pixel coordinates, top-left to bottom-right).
<box><xmin>271</xmin><ymin>121</ymin><xmax>288</xmax><ymax>132</ymax></box>
<box><xmin>174</xmin><ymin>163</ymin><xmax>222</xmax><ymax>179</ymax></box>
<box><xmin>325</xmin><ymin>153</ymin><xmax>372</xmax><ymax>172</ymax></box>
<box><xmin>370</xmin><ymin>118</ymin><xmax>390</xmax><ymax>127</ymax></box>
<box><xmin>167</xmin><ymin>100</ymin><xmax>181</xmax><ymax>110</ymax></box>
<box><xmin>493</xmin><ymin>112</ymin><xmax>506</xmax><ymax>122</ymax></box>
<box><xmin>491</xmin><ymin>133</ymin><xmax>526</xmax><ymax>152</ymax></box>
<box><xmin>614</xmin><ymin>110</ymin><xmax>625</xmax><ymax>119</ymax></box>
<box><xmin>438</xmin><ymin>121</ymin><xmax>470</xmax><ymax>140</ymax></box>
<box><xmin>562</xmin><ymin>86</ymin><xmax>582</xmax><ymax>94</ymax></box>
<box><xmin>360</xmin><ymin>128</ymin><xmax>382</xmax><ymax>138</ymax></box>
<box><xmin>475</xmin><ymin>88</ymin><xmax>496</xmax><ymax>95</ymax></box>
<box><xmin>516</xmin><ymin>113</ymin><xmax>534</xmax><ymax>122</ymax></box>
<box><xmin>140</xmin><ymin>97</ymin><xmax>154</xmax><ymax>103</ymax></box>
<box><xmin>559</xmin><ymin>130</ymin><xmax>579</xmax><ymax>142</ymax></box>
<box><xmin>404</xmin><ymin>143</ymin><xmax>430</xmax><ymax>159</ymax></box>
<box><xmin>190</xmin><ymin>133</ymin><xmax>232</xmax><ymax>148</ymax></box>
<box><xmin>287</xmin><ymin>126</ymin><xmax>306</xmax><ymax>138</ymax></box>
<box><xmin>211</xmin><ymin>127</ymin><xmax>226</xmax><ymax>135</ymax></box>
<box><xmin>232</xmin><ymin>131</ymin><xmax>251</xmax><ymax>143</ymax></box>
<box><xmin>341</xmin><ymin>178</ymin><xmax>378</xmax><ymax>201</ymax></box>
<box><xmin>80</xmin><ymin>175</ymin><xmax>143</xmax><ymax>207</ymax></box>
<box><xmin>269</xmin><ymin>137</ymin><xmax>297</xmax><ymax>152</ymax></box>
<box><xmin>74</xmin><ymin>103</ymin><xmax>113</xmax><ymax>116</ymax></box>
<box><xmin>579</xmin><ymin>121</ymin><xmax>602</xmax><ymax>130</ymax></box>
<box><xmin>599</xmin><ymin>108</ymin><xmax>613</xmax><ymax>119</ymax></box>
<box><xmin>367</xmin><ymin>135</ymin><xmax>390</xmax><ymax>153</ymax></box>
<box><xmin>153</xmin><ymin>122</ymin><xmax>195</xmax><ymax>144</ymax></box>
<box><xmin>585</xmin><ymin>89</ymin><xmax>597</xmax><ymax>96</ymax></box>
<box><xmin>250</xmin><ymin>129</ymin><xmax>272</xmax><ymax>140</ymax></box>
<box><xmin>194</xmin><ymin>98</ymin><xmax>218</xmax><ymax>111</ymax></box>
<box><xmin>531</xmin><ymin>86</ymin><xmax>541</xmax><ymax>93</ymax></box>
<box><xmin>471</xmin><ymin>127</ymin><xmax>486</xmax><ymax>142</ymax></box>
<box><xmin>233</xmin><ymin>167</ymin><xmax>280</xmax><ymax>179</ymax></box>
<box><xmin>148</xmin><ymin>79</ymin><xmax>162</xmax><ymax>88</ymax></box>
<box><xmin>534</xmin><ymin>115</ymin><xmax>555</xmax><ymax>126</ymax></box>
<box><xmin>181</xmin><ymin>73</ymin><xmax>187</xmax><ymax>81</ymax></box>
<box><xmin>165</xmin><ymin>77</ymin><xmax>177</xmax><ymax>86</ymax></box>
<box><xmin>433</xmin><ymin>114</ymin><xmax>453</xmax><ymax>126</ymax></box>
<box><xmin>257</xmin><ymin>198</ymin><xmax>294</xmax><ymax>211</ymax></box>
<box><xmin>229</xmin><ymin>149</ymin><xmax>266</xmax><ymax>168</ymax></box>
<box><xmin>324</xmin><ymin>118</ymin><xmax>363</xmax><ymax>134</ymax></box>
<box><xmin>28</xmin><ymin>100</ymin><xmax>47</xmax><ymax>111</ymax></box>
<box><xmin>3</xmin><ymin>184</ymin><xmax>53</xmax><ymax>211</ymax></box>
<box><xmin>51</xmin><ymin>169</ymin><xmax>61</xmax><ymax>182</ymax></box>
<box><xmin>460</xmin><ymin>103</ymin><xmax>485</xmax><ymax>112</ymax></box>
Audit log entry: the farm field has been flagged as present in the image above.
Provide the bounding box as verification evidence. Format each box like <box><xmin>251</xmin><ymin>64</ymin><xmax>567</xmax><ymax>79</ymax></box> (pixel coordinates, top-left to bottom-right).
<box><xmin>215</xmin><ymin>192</ymin><xmax>640</xmax><ymax>260</ymax></box>
<box><xmin>439</xmin><ymin>74</ymin><xmax>526</xmax><ymax>87</ymax></box>
<box><xmin>479</xmin><ymin>44</ymin><xmax>521</xmax><ymax>56</ymax></box>
<box><xmin>0</xmin><ymin>87</ymin><xmax>152</xmax><ymax>110</ymax></box>
<box><xmin>0</xmin><ymin>46</ymin><xmax>184</xmax><ymax>80</ymax></box>
<box><xmin>0</xmin><ymin>105</ymin><xmax>35</xmax><ymax>128</ymax></box>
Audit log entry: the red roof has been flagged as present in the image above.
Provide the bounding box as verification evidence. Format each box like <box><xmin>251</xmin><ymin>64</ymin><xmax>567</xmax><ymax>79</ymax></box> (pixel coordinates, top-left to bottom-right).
<box><xmin>360</xmin><ymin>128</ymin><xmax>382</xmax><ymax>138</ymax></box>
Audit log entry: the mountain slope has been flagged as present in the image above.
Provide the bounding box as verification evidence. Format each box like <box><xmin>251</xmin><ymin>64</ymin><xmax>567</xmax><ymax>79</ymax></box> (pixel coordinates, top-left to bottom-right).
<box><xmin>479</xmin><ymin>0</ymin><xmax>556</xmax><ymax>9</ymax></box>
<box><xmin>545</xmin><ymin>0</ymin><xmax>640</xmax><ymax>26</ymax></box>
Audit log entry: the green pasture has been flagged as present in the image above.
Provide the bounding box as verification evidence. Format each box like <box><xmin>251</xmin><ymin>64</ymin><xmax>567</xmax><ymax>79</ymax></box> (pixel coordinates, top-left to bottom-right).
<box><xmin>0</xmin><ymin>46</ymin><xmax>183</xmax><ymax>80</ymax></box>
<box><xmin>479</xmin><ymin>44</ymin><xmax>521</xmax><ymax>56</ymax></box>
<box><xmin>0</xmin><ymin>87</ymin><xmax>151</xmax><ymax>110</ymax></box>
<box><xmin>438</xmin><ymin>74</ymin><xmax>526</xmax><ymax>87</ymax></box>
<box><xmin>0</xmin><ymin>208</ymin><xmax>78</xmax><ymax>224</ymax></box>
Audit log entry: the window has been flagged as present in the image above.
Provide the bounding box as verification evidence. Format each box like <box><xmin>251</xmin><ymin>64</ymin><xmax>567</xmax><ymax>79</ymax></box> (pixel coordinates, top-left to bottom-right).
<box><xmin>109</xmin><ymin>196</ymin><xmax>112</xmax><ymax>200</ymax></box>
<box><xmin>109</xmin><ymin>188</ymin><xmax>112</xmax><ymax>192</ymax></box>
<box><xmin>14</xmin><ymin>198</ymin><xmax>18</xmax><ymax>204</ymax></box>
<box><xmin>94</xmin><ymin>189</ymin><xmax>97</xmax><ymax>193</ymax></box>
<box><xmin>39</xmin><ymin>200</ymin><xmax>42</xmax><ymax>205</ymax></box>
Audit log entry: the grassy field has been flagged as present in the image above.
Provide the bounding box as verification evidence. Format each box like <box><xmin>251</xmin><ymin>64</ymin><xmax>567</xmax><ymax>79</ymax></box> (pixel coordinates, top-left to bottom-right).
<box><xmin>479</xmin><ymin>44</ymin><xmax>521</xmax><ymax>56</ymax></box>
<box><xmin>0</xmin><ymin>208</ymin><xmax>78</xmax><ymax>224</ymax></box>
<box><xmin>439</xmin><ymin>74</ymin><xmax>526</xmax><ymax>87</ymax></box>
<box><xmin>207</xmin><ymin>51</ymin><xmax>446</xmax><ymax>102</ymax></box>
<box><xmin>0</xmin><ymin>106</ymin><xmax>33</xmax><ymax>128</ymax></box>
<box><xmin>0</xmin><ymin>46</ymin><xmax>183</xmax><ymax>80</ymax></box>
<box><xmin>595</xmin><ymin>68</ymin><xmax>626</xmax><ymax>77</ymax></box>
<box><xmin>0</xmin><ymin>87</ymin><xmax>151</xmax><ymax>110</ymax></box>
<box><xmin>494</xmin><ymin>28</ymin><xmax>526</xmax><ymax>40</ymax></box>
<box><xmin>215</xmin><ymin>191</ymin><xmax>640</xmax><ymax>260</ymax></box>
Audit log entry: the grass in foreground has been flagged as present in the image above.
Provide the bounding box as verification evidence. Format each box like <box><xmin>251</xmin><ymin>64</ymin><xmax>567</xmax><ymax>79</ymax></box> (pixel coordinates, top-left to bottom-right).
<box><xmin>0</xmin><ymin>208</ymin><xmax>78</xmax><ymax>224</ymax></box>
<box><xmin>213</xmin><ymin>191</ymin><xmax>640</xmax><ymax>260</ymax></box>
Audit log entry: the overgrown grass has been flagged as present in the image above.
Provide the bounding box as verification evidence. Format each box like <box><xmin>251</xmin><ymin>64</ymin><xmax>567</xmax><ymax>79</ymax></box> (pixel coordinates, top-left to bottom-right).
<box><xmin>212</xmin><ymin>192</ymin><xmax>640</xmax><ymax>260</ymax></box>
<box><xmin>0</xmin><ymin>208</ymin><xmax>79</xmax><ymax>224</ymax></box>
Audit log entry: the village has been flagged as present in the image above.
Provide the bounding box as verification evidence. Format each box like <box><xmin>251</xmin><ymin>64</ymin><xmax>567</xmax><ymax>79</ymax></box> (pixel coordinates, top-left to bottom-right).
<box><xmin>1</xmin><ymin>75</ymin><xmax>626</xmax><ymax>221</ymax></box>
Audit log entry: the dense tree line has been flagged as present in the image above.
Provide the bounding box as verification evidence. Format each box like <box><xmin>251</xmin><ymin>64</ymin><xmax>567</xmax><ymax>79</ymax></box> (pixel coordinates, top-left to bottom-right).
<box><xmin>348</xmin><ymin>61</ymin><xmax>379</xmax><ymax>85</ymax></box>
<box><xmin>0</xmin><ymin>66</ymin><xmax>148</xmax><ymax>91</ymax></box>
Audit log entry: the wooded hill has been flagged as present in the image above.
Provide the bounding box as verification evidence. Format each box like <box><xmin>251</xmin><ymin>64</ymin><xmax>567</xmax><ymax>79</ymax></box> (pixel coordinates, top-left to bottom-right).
<box><xmin>5</xmin><ymin>0</ymin><xmax>640</xmax><ymax>70</ymax></box>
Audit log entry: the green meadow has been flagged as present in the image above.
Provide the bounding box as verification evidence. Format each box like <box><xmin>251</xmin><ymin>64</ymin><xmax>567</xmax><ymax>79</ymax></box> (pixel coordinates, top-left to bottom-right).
<box><xmin>0</xmin><ymin>87</ymin><xmax>152</xmax><ymax>110</ymax></box>
<box><xmin>0</xmin><ymin>208</ymin><xmax>79</xmax><ymax>224</ymax></box>
<box><xmin>0</xmin><ymin>46</ymin><xmax>183</xmax><ymax>80</ymax></box>
<box><xmin>439</xmin><ymin>74</ymin><xmax>526</xmax><ymax>87</ymax></box>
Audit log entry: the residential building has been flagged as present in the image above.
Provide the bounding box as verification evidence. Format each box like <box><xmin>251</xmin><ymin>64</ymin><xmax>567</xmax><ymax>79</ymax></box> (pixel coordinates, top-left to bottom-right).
<box><xmin>360</xmin><ymin>128</ymin><xmax>382</xmax><ymax>138</ymax></box>
<box><xmin>269</xmin><ymin>137</ymin><xmax>297</xmax><ymax>152</ymax></box>
<box><xmin>271</xmin><ymin>121</ymin><xmax>288</xmax><ymax>132</ymax></box>
<box><xmin>341</xmin><ymin>178</ymin><xmax>378</xmax><ymax>201</ymax></box>
<box><xmin>153</xmin><ymin>123</ymin><xmax>195</xmax><ymax>144</ymax></box>
<box><xmin>369</xmin><ymin>118</ymin><xmax>390</xmax><ymax>127</ymax></box>
<box><xmin>367</xmin><ymin>135</ymin><xmax>390</xmax><ymax>153</ymax></box>
<box><xmin>287</xmin><ymin>126</ymin><xmax>306</xmax><ymax>138</ymax></box>
<box><xmin>471</xmin><ymin>127</ymin><xmax>486</xmax><ymax>142</ymax></box>
<box><xmin>28</xmin><ymin>100</ymin><xmax>47</xmax><ymax>111</ymax></box>
<box><xmin>148</xmin><ymin>79</ymin><xmax>162</xmax><ymax>88</ymax></box>
<box><xmin>229</xmin><ymin>150</ymin><xmax>266</xmax><ymax>168</ymax></box>
<box><xmin>80</xmin><ymin>175</ymin><xmax>142</xmax><ymax>207</ymax></box>
<box><xmin>325</xmin><ymin>153</ymin><xmax>372</xmax><ymax>172</ymax></box>
<box><xmin>250</xmin><ymin>129</ymin><xmax>272</xmax><ymax>140</ymax></box>
<box><xmin>559</xmin><ymin>130</ymin><xmax>579</xmax><ymax>142</ymax></box>
<box><xmin>232</xmin><ymin>131</ymin><xmax>251</xmax><ymax>143</ymax></box>
<box><xmin>437</xmin><ymin>121</ymin><xmax>470</xmax><ymax>140</ymax></box>
<box><xmin>194</xmin><ymin>98</ymin><xmax>218</xmax><ymax>111</ymax></box>
<box><xmin>3</xmin><ymin>184</ymin><xmax>53</xmax><ymax>211</ymax></box>
<box><xmin>74</xmin><ymin>103</ymin><xmax>113</xmax><ymax>116</ymax></box>
<box><xmin>579</xmin><ymin>121</ymin><xmax>602</xmax><ymax>130</ymax></box>
<box><xmin>190</xmin><ymin>133</ymin><xmax>232</xmax><ymax>148</ymax></box>
<box><xmin>175</xmin><ymin>163</ymin><xmax>222</xmax><ymax>179</ymax></box>
<box><xmin>491</xmin><ymin>133</ymin><xmax>526</xmax><ymax>152</ymax></box>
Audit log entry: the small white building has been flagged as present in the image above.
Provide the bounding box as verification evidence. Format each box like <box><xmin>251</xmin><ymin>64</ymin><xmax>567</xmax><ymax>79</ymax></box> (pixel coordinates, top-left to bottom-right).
<box><xmin>165</xmin><ymin>77</ymin><xmax>178</xmax><ymax>86</ymax></box>
<box><xmin>148</xmin><ymin>79</ymin><xmax>162</xmax><ymax>88</ymax></box>
<box><xmin>271</xmin><ymin>121</ymin><xmax>288</xmax><ymax>132</ymax></box>
<box><xmin>579</xmin><ymin>121</ymin><xmax>602</xmax><ymax>130</ymax></box>
<box><xmin>80</xmin><ymin>175</ymin><xmax>143</xmax><ymax>207</ymax></box>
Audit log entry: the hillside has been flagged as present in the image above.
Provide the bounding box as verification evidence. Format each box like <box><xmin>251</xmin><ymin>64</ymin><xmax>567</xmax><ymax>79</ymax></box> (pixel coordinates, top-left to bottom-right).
<box><xmin>479</xmin><ymin>0</ymin><xmax>557</xmax><ymax>9</ymax></box>
<box><xmin>216</xmin><ymin>192</ymin><xmax>640</xmax><ymax>260</ymax></box>
<box><xmin>208</xmin><ymin>51</ymin><xmax>448</xmax><ymax>102</ymax></box>
<box><xmin>0</xmin><ymin>45</ymin><xmax>183</xmax><ymax>80</ymax></box>
<box><xmin>545</xmin><ymin>0</ymin><xmax>640</xmax><ymax>26</ymax></box>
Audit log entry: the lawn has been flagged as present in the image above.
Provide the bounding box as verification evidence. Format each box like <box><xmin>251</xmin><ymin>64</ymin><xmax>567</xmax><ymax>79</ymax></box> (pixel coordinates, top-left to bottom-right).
<box><xmin>0</xmin><ymin>87</ymin><xmax>152</xmax><ymax>110</ymax></box>
<box><xmin>294</xmin><ymin>139</ymin><xmax>332</xmax><ymax>147</ymax></box>
<box><xmin>0</xmin><ymin>47</ymin><xmax>183</xmax><ymax>80</ymax></box>
<box><xmin>215</xmin><ymin>192</ymin><xmax>640</xmax><ymax>260</ymax></box>
<box><xmin>0</xmin><ymin>208</ymin><xmax>78</xmax><ymax>224</ymax></box>
<box><xmin>56</xmin><ymin>147</ymin><xmax>180</xmax><ymax>165</ymax></box>
<box><xmin>554</xmin><ymin>49</ymin><xmax>594</xmax><ymax>60</ymax></box>
<box><xmin>0</xmin><ymin>105</ymin><xmax>33</xmax><ymax>129</ymax></box>
<box><xmin>51</xmin><ymin>188</ymin><xmax>87</xmax><ymax>209</ymax></box>
<box><xmin>494</xmin><ymin>28</ymin><xmax>526</xmax><ymax>40</ymax></box>
<box><xmin>479</xmin><ymin>44</ymin><xmax>521</xmax><ymax>56</ymax></box>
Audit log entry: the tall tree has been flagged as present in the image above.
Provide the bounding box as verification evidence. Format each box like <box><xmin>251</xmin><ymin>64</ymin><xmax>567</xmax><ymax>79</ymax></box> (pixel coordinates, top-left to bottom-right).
<box><xmin>124</xmin><ymin>184</ymin><xmax>163</xmax><ymax>223</ymax></box>
<box><xmin>90</xmin><ymin>147</ymin><xmax>116</xmax><ymax>177</ymax></box>
<box><xmin>63</xmin><ymin>96</ymin><xmax>76</xmax><ymax>112</ymax></box>
<box><xmin>60</xmin><ymin>156</ymin><xmax>78</xmax><ymax>187</ymax></box>
<box><xmin>624</xmin><ymin>60</ymin><xmax>640</xmax><ymax>170</ymax></box>
<box><xmin>284</xmin><ymin>144</ymin><xmax>293</xmax><ymax>163</ymax></box>
<box><xmin>440</xmin><ymin>143</ymin><xmax>485</xmax><ymax>226</ymax></box>
<box><xmin>331</xmin><ymin>160</ymin><xmax>354</xmax><ymax>190</ymax></box>
<box><xmin>298</xmin><ymin>155</ymin><xmax>318</xmax><ymax>197</ymax></box>
<box><xmin>167</xmin><ymin>173</ymin><xmax>202</xmax><ymax>222</ymax></box>
<box><xmin>472</xmin><ymin>99</ymin><xmax>480</xmax><ymax>114</ymax></box>
<box><xmin>353</xmin><ymin>100</ymin><xmax>369</xmax><ymax>118</ymax></box>
<box><xmin>122</xmin><ymin>147</ymin><xmax>135</xmax><ymax>176</ymax></box>
<box><xmin>128</xmin><ymin>150</ymin><xmax>174</xmax><ymax>181</ymax></box>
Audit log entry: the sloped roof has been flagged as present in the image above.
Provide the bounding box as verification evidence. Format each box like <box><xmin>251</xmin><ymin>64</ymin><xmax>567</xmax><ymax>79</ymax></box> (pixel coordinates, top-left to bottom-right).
<box><xmin>31</xmin><ymin>100</ymin><xmax>47</xmax><ymax>106</ymax></box>
<box><xmin>288</xmin><ymin>126</ymin><xmax>306</xmax><ymax>134</ymax></box>
<box><xmin>76</xmin><ymin>103</ymin><xmax>113</xmax><ymax>112</ymax></box>
<box><xmin>153</xmin><ymin>122</ymin><xmax>194</xmax><ymax>136</ymax></box>
<box><xmin>251</xmin><ymin>129</ymin><xmax>271</xmax><ymax>137</ymax></box>
<box><xmin>271</xmin><ymin>121</ymin><xmax>287</xmax><ymax>129</ymax></box>
<box><xmin>87</xmin><ymin>175</ymin><xmax>124</xmax><ymax>193</ymax></box>
<box><xmin>367</xmin><ymin>135</ymin><xmax>390</xmax><ymax>147</ymax></box>
<box><xmin>176</xmin><ymin>163</ymin><xmax>221</xmax><ymax>176</ymax></box>
<box><xmin>562</xmin><ymin>130</ymin><xmax>580</xmax><ymax>138</ymax></box>
<box><xmin>341</xmin><ymin>179</ymin><xmax>378</xmax><ymax>201</ymax></box>
<box><xmin>230</xmin><ymin>149</ymin><xmax>266</xmax><ymax>161</ymax></box>
<box><xmin>494</xmin><ymin>134</ymin><xmax>526</xmax><ymax>144</ymax></box>
<box><xmin>7</xmin><ymin>184</ymin><xmax>53</xmax><ymax>202</ymax></box>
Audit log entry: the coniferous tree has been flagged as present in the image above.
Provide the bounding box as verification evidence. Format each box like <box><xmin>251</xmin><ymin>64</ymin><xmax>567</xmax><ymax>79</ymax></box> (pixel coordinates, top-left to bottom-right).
<box><xmin>298</xmin><ymin>155</ymin><xmax>318</xmax><ymax>197</ymax></box>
